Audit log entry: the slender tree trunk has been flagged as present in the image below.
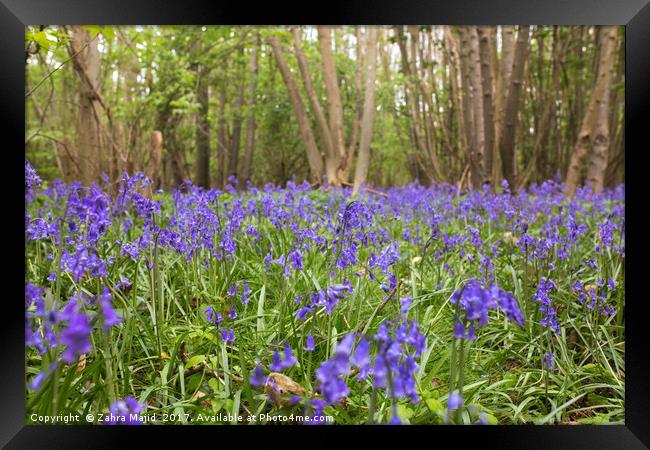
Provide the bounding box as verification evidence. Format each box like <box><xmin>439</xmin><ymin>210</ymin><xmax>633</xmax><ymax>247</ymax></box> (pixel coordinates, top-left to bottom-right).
<box><xmin>500</xmin><ymin>26</ymin><xmax>530</xmax><ymax>188</ymax></box>
<box><xmin>444</xmin><ymin>27</ymin><xmax>468</xmax><ymax>181</ymax></box>
<box><xmin>412</xmin><ymin>27</ymin><xmax>442</xmax><ymax>183</ymax></box>
<box><xmin>586</xmin><ymin>27</ymin><xmax>618</xmax><ymax>193</ymax></box>
<box><xmin>469</xmin><ymin>27</ymin><xmax>486</xmax><ymax>187</ymax></box>
<box><xmin>352</xmin><ymin>28</ymin><xmax>378</xmax><ymax>195</ymax></box>
<box><xmin>240</xmin><ymin>33</ymin><xmax>260</xmax><ymax>186</ymax></box>
<box><xmin>497</xmin><ymin>25</ymin><xmax>515</xmax><ymax>151</ymax></box>
<box><xmin>268</xmin><ymin>35</ymin><xmax>325</xmax><ymax>182</ymax></box>
<box><xmin>605</xmin><ymin>31</ymin><xmax>625</xmax><ymax>187</ymax></box>
<box><xmin>229</xmin><ymin>46</ymin><xmax>245</xmax><ymax>182</ymax></box>
<box><xmin>458</xmin><ymin>27</ymin><xmax>478</xmax><ymax>188</ymax></box>
<box><xmin>318</xmin><ymin>27</ymin><xmax>348</xmax><ymax>183</ymax></box>
<box><xmin>70</xmin><ymin>26</ymin><xmax>103</xmax><ymax>185</ymax></box>
<box><xmin>478</xmin><ymin>27</ymin><xmax>496</xmax><ymax>185</ymax></box>
<box><xmin>291</xmin><ymin>27</ymin><xmax>334</xmax><ymax>162</ymax></box>
<box><xmin>216</xmin><ymin>81</ymin><xmax>228</xmax><ymax>188</ymax></box>
<box><xmin>193</xmin><ymin>41</ymin><xmax>210</xmax><ymax>189</ymax></box>
<box><xmin>565</xmin><ymin>26</ymin><xmax>618</xmax><ymax>197</ymax></box>
<box><xmin>518</xmin><ymin>27</ymin><xmax>567</xmax><ymax>188</ymax></box>
<box><xmin>347</xmin><ymin>27</ymin><xmax>364</xmax><ymax>171</ymax></box>
<box><xmin>147</xmin><ymin>130</ymin><xmax>163</xmax><ymax>189</ymax></box>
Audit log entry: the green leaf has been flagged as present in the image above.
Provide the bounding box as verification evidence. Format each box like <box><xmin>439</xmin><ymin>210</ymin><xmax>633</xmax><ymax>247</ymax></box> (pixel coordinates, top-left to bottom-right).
<box><xmin>33</xmin><ymin>31</ymin><xmax>51</xmax><ymax>51</ymax></box>
<box><xmin>576</xmin><ymin>414</ymin><xmax>611</xmax><ymax>424</ymax></box>
<box><xmin>257</xmin><ymin>285</ymin><xmax>266</xmax><ymax>334</ymax></box>
<box><xmin>425</xmin><ymin>398</ymin><xmax>444</xmax><ymax>412</ymax></box>
<box><xmin>184</xmin><ymin>355</ymin><xmax>205</xmax><ymax>369</ymax></box>
<box><xmin>101</xmin><ymin>26</ymin><xmax>115</xmax><ymax>40</ymax></box>
<box><xmin>397</xmin><ymin>404</ymin><xmax>414</xmax><ymax>420</ymax></box>
<box><xmin>82</xmin><ymin>25</ymin><xmax>101</xmax><ymax>38</ymax></box>
<box><xmin>208</xmin><ymin>377</ymin><xmax>220</xmax><ymax>393</ymax></box>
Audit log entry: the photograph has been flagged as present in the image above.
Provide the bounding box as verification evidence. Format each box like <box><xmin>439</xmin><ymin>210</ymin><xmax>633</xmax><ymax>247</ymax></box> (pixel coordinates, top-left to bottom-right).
<box><xmin>23</xmin><ymin>23</ymin><xmax>626</xmax><ymax>427</ymax></box>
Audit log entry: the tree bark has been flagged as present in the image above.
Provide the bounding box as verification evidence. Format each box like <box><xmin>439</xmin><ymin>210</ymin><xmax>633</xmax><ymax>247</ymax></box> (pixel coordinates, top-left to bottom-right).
<box><xmin>347</xmin><ymin>27</ymin><xmax>364</xmax><ymax>171</ymax></box>
<box><xmin>478</xmin><ymin>27</ymin><xmax>496</xmax><ymax>185</ymax></box>
<box><xmin>443</xmin><ymin>27</ymin><xmax>468</xmax><ymax>180</ymax></box>
<box><xmin>499</xmin><ymin>26</ymin><xmax>530</xmax><ymax>189</ymax></box>
<box><xmin>291</xmin><ymin>27</ymin><xmax>334</xmax><ymax>163</ymax></box>
<box><xmin>518</xmin><ymin>27</ymin><xmax>567</xmax><ymax>188</ymax></box>
<box><xmin>268</xmin><ymin>35</ymin><xmax>325</xmax><ymax>182</ymax></box>
<box><xmin>318</xmin><ymin>26</ymin><xmax>347</xmax><ymax>183</ymax></box>
<box><xmin>229</xmin><ymin>46</ymin><xmax>246</xmax><ymax>182</ymax></box>
<box><xmin>469</xmin><ymin>27</ymin><xmax>486</xmax><ymax>187</ymax></box>
<box><xmin>352</xmin><ymin>27</ymin><xmax>378</xmax><ymax>195</ymax></box>
<box><xmin>70</xmin><ymin>26</ymin><xmax>103</xmax><ymax>185</ymax></box>
<box><xmin>496</xmin><ymin>26</ymin><xmax>515</xmax><ymax>155</ymax></box>
<box><xmin>458</xmin><ymin>27</ymin><xmax>478</xmax><ymax>188</ymax></box>
<box><xmin>565</xmin><ymin>26</ymin><xmax>618</xmax><ymax>197</ymax></box>
<box><xmin>240</xmin><ymin>32</ymin><xmax>260</xmax><ymax>186</ymax></box>
<box><xmin>586</xmin><ymin>27</ymin><xmax>618</xmax><ymax>194</ymax></box>
<box><xmin>193</xmin><ymin>40</ymin><xmax>211</xmax><ymax>189</ymax></box>
<box><xmin>146</xmin><ymin>130</ymin><xmax>163</xmax><ymax>189</ymax></box>
<box><xmin>216</xmin><ymin>81</ymin><xmax>228</xmax><ymax>188</ymax></box>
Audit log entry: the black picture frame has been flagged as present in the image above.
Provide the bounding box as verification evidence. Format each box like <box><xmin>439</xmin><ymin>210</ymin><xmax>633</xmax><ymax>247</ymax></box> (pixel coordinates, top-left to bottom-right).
<box><xmin>3</xmin><ymin>0</ymin><xmax>649</xmax><ymax>447</ymax></box>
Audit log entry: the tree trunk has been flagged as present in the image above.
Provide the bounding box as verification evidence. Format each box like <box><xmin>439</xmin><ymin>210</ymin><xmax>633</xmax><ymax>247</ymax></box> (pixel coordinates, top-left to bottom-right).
<box><xmin>229</xmin><ymin>46</ymin><xmax>245</xmax><ymax>183</ymax></box>
<box><xmin>193</xmin><ymin>41</ymin><xmax>210</xmax><ymax>189</ymax></box>
<box><xmin>518</xmin><ymin>27</ymin><xmax>567</xmax><ymax>188</ymax></box>
<box><xmin>478</xmin><ymin>27</ymin><xmax>496</xmax><ymax>185</ymax></box>
<box><xmin>318</xmin><ymin>26</ymin><xmax>347</xmax><ymax>183</ymax></box>
<box><xmin>70</xmin><ymin>26</ymin><xmax>103</xmax><ymax>185</ymax></box>
<box><xmin>146</xmin><ymin>130</ymin><xmax>163</xmax><ymax>189</ymax></box>
<box><xmin>216</xmin><ymin>81</ymin><xmax>228</xmax><ymax>188</ymax></box>
<box><xmin>352</xmin><ymin>27</ymin><xmax>378</xmax><ymax>195</ymax></box>
<box><xmin>565</xmin><ymin>26</ymin><xmax>618</xmax><ymax>197</ymax></box>
<box><xmin>444</xmin><ymin>27</ymin><xmax>468</xmax><ymax>180</ymax></box>
<box><xmin>347</xmin><ymin>27</ymin><xmax>364</xmax><ymax>171</ymax></box>
<box><xmin>268</xmin><ymin>35</ymin><xmax>325</xmax><ymax>182</ymax></box>
<box><xmin>458</xmin><ymin>27</ymin><xmax>478</xmax><ymax>188</ymax></box>
<box><xmin>499</xmin><ymin>26</ymin><xmax>530</xmax><ymax>189</ymax></box>
<box><xmin>291</xmin><ymin>27</ymin><xmax>334</xmax><ymax>163</ymax></box>
<box><xmin>469</xmin><ymin>27</ymin><xmax>486</xmax><ymax>187</ymax></box>
<box><xmin>586</xmin><ymin>27</ymin><xmax>618</xmax><ymax>193</ymax></box>
<box><xmin>240</xmin><ymin>33</ymin><xmax>260</xmax><ymax>187</ymax></box>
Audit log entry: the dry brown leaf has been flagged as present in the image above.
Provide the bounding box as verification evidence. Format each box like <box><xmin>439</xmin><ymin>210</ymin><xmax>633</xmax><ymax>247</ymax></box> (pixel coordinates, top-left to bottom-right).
<box><xmin>75</xmin><ymin>354</ymin><xmax>87</xmax><ymax>374</ymax></box>
<box><xmin>191</xmin><ymin>390</ymin><xmax>211</xmax><ymax>407</ymax></box>
<box><xmin>192</xmin><ymin>391</ymin><xmax>206</xmax><ymax>400</ymax></box>
<box><xmin>264</xmin><ymin>372</ymin><xmax>306</xmax><ymax>406</ymax></box>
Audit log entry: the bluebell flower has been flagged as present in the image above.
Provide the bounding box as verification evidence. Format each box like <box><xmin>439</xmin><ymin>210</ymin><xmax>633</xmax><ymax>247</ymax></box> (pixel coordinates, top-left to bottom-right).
<box><xmin>270</xmin><ymin>343</ymin><xmax>297</xmax><ymax>371</ymax></box>
<box><xmin>542</xmin><ymin>351</ymin><xmax>555</xmax><ymax>371</ymax></box>
<box><xmin>250</xmin><ymin>364</ymin><xmax>266</xmax><ymax>387</ymax></box>
<box><xmin>448</xmin><ymin>392</ymin><xmax>463</xmax><ymax>410</ymax></box>
<box><xmin>106</xmin><ymin>396</ymin><xmax>144</xmax><ymax>425</ymax></box>
<box><xmin>304</xmin><ymin>335</ymin><xmax>315</xmax><ymax>352</ymax></box>
<box><xmin>221</xmin><ymin>328</ymin><xmax>235</xmax><ymax>343</ymax></box>
<box><xmin>60</xmin><ymin>313</ymin><xmax>92</xmax><ymax>363</ymax></box>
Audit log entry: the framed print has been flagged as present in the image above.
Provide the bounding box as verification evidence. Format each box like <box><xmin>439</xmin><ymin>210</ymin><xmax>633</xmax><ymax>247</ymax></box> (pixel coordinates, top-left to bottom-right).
<box><xmin>2</xmin><ymin>0</ymin><xmax>649</xmax><ymax>447</ymax></box>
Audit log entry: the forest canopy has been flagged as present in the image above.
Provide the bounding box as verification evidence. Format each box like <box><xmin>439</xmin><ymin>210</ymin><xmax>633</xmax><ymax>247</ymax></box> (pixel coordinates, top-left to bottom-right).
<box><xmin>25</xmin><ymin>25</ymin><xmax>624</xmax><ymax>195</ymax></box>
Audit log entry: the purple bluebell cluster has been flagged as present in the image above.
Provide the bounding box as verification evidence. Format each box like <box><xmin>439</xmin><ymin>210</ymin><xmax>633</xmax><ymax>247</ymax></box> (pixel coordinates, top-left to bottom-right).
<box><xmin>295</xmin><ymin>281</ymin><xmax>353</xmax><ymax>320</ymax></box>
<box><xmin>314</xmin><ymin>319</ymin><xmax>426</xmax><ymax>412</ymax></box>
<box><xmin>533</xmin><ymin>278</ymin><xmax>560</xmax><ymax>334</ymax></box>
<box><xmin>450</xmin><ymin>280</ymin><xmax>525</xmax><ymax>340</ymax></box>
<box><xmin>571</xmin><ymin>279</ymin><xmax>616</xmax><ymax>317</ymax></box>
<box><xmin>105</xmin><ymin>396</ymin><xmax>145</xmax><ymax>425</ymax></box>
<box><xmin>202</xmin><ymin>303</ymin><xmax>238</xmax><ymax>343</ymax></box>
<box><xmin>270</xmin><ymin>343</ymin><xmax>298</xmax><ymax>371</ymax></box>
<box><xmin>25</xmin><ymin>283</ymin><xmax>121</xmax><ymax>373</ymax></box>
